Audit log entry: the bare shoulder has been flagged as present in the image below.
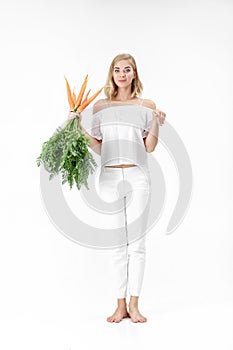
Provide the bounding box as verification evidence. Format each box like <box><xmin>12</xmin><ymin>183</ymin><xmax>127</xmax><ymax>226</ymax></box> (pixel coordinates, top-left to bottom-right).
<box><xmin>93</xmin><ymin>98</ymin><xmax>108</xmax><ymax>114</ymax></box>
<box><xmin>142</xmin><ymin>98</ymin><xmax>156</xmax><ymax>110</ymax></box>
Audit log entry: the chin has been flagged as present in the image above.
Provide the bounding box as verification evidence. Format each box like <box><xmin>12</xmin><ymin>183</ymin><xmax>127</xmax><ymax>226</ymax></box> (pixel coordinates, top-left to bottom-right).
<box><xmin>118</xmin><ymin>82</ymin><xmax>130</xmax><ymax>87</ymax></box>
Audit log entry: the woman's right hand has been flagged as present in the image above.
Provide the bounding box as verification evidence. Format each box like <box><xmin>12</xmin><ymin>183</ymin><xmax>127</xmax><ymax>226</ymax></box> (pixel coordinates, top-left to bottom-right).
<box><xmin>67</xmin><ymin>110</ymin><xmax>82</xmax><ymax>122</ymax></box>
<box><xmin>152</xmin><ymin>108</ymin><xmax>166</xmax><ymax>126</ymax></box>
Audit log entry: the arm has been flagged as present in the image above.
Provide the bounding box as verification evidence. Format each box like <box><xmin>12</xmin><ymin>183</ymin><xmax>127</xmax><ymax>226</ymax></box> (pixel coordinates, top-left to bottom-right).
<box><xmin>80</xmin><ymin>123</ymin><xmax>102</xmax><ymax>156</ymax></box>
<box><xmin>144</xmin><ymin>114</ymin><xmax>159</xmax><ymax>153</ymax></box>
<box><xmin>142</xmin><ymin>99</ymin><xmax>159</xmax><ymax>153</ymax></box>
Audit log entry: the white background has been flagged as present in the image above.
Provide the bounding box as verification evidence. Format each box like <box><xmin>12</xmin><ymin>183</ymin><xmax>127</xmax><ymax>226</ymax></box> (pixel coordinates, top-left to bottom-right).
<box><xmin>0</xmin><ymin>0</ymin><xmax>233</xmax><ymax>349</ymax></box>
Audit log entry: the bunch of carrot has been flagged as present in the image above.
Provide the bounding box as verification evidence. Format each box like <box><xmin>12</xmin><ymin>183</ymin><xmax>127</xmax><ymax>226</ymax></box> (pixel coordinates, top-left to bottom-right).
<box><xmin>64</xmin><ymin>74</ymin><xmax>103</xmax><ymax>113</ymax></box>
<box><xmin>37</xmin><ymin>75</ymin><xmax>103</xmax><ymax>190</ymax></box>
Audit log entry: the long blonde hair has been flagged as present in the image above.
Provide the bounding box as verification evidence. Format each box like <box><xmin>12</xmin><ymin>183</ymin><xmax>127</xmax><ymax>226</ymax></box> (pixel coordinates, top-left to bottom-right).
<box><xmin>104</xmin><ymin>53</ymin><xmax>143</xmax><ymax>100</ymax></box>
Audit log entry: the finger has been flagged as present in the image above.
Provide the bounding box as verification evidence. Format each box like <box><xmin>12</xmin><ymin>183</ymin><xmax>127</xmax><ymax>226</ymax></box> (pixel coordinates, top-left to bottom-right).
<box><xmin>69</xmin><ymin>111</ymin><xmax>79</xmax><ymax>118</ymax></box>
<box><xmin>67</xmin><ymin>113</ymin><xmax>76</xmax><ymax>120</ymax></box>
<box><xmin>158</xmin><ymin>115</ymin><xmax>164</xmax><ymax>124</ymax></box>
<box><xmin>160</xmin><ymin>111</ymin><xmax>166</xmax><ymax>117</ymax></box>
<box><xmin>156</xmin><ymin>109</ymin><xmax>166</xmax><ymax>117</ymax></box>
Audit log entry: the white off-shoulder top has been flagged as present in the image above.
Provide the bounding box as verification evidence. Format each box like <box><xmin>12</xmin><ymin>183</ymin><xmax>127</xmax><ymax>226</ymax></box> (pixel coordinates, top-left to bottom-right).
<box><xmin>89</xmin><ymin>103</ymin><xmax>154</xmax><ymax>169</ymax></box>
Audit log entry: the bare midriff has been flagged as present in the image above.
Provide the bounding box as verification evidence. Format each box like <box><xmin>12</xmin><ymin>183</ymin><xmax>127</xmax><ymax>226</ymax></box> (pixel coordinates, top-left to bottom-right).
<box><xmin>104</xmin><ymin>164</ymin><xmax>137</xmax><ymax>168</ymax></box>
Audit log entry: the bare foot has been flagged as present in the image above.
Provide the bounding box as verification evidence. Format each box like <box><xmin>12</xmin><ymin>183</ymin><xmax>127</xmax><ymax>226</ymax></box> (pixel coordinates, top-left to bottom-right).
<box><xmin>107</xmin><ymin>307</ymin><xmax>130</xmax><ymax>323</ymax></box>
<box><xmin>129</xmin><ymin>306</ymin><xmax>147</xmax><ymax>323</ymax></box>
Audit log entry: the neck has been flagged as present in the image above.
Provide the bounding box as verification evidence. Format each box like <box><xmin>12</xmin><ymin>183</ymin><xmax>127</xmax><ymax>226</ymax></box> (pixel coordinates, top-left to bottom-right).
<box><xmin>114</xmin><ymin>86</ymin><xmax>133</xmax><ymax>101</ymax></box>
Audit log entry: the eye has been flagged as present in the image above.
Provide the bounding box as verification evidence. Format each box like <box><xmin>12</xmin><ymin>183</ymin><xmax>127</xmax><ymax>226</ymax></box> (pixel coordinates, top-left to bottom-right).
<box><xmin>114</xmin><ymin>69</ymin><xmax>120</xmax><ymax>73</ymax></box>
<box><xmin>124</xmin><ymin>68</ymin><xmax>131</xmax><ymax>73</ymax></box>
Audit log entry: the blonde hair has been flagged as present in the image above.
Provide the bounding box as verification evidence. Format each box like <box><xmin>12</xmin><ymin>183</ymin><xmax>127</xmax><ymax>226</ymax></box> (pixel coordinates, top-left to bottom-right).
<box><xmin>104</xmin><ymin>53</ymin><xmax>143</xmax><ymax>100</ymax></box>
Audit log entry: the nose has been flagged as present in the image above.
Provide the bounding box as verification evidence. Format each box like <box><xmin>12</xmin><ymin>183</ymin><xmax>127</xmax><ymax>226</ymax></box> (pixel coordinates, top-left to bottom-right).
<box><xmin>120</xmin><ymin>70</ymin><xmax>126</xmax><ymax>77</ymax></box>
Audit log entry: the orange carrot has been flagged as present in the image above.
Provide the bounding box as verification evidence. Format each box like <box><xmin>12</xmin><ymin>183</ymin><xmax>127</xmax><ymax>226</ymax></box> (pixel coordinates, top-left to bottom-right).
<box><xmin>72</xmin><ymin>89</ymin><xmax>77</xmax><ymax>105</ymax></box>
<box><xmin>78</xmin><ymin>87</ymin><xmax>104</xmax><ymax>112</ymax></box>
<box><xmin>75</xmin><ymin>74</ymin><xmax>88</xmax><ymax>109</ymax></box>
<box><xmin>64</xmin><ymin>76</ymin><xmax>75</xmax><ymax>109</ymax></box>
<box><xmin>82</xmin><ymin>89</ymin><xmax>91</xmax><ymax>103</ymax></box>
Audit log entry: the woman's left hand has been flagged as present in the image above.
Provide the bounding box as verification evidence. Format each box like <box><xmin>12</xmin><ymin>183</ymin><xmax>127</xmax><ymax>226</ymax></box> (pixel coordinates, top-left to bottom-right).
<box><xmin>153</xmin><ymin>109</ymin><xmax>166</xmax><ymax>126</ymax></box>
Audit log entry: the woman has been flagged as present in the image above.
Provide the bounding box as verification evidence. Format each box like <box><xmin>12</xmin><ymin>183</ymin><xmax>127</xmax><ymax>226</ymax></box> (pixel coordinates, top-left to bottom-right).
<box><xmin>68</xmin><ymin>53</ymin><xmax>166</xmax><ymax>323</ymax></box>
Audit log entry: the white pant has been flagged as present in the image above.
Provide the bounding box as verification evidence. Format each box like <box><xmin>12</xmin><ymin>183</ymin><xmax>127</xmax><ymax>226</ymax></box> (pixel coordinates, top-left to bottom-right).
<box><xmin>99</xmin><ymin>165</ymin><xmax>152</xmax><ymax>298</ymax></box>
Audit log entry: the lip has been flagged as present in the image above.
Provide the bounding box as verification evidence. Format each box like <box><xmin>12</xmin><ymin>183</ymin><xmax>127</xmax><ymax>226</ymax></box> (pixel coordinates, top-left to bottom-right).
<box><xmin>118</xmin><ymin>80</ymin><xmax>126</xmax><ymax>82</ymax></box>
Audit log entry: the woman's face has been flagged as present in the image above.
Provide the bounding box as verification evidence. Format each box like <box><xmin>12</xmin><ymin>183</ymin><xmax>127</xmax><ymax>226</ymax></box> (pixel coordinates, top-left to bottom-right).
<box><xmin>112</xmin><ymin>59</ymin><xmax>136</xmax><ymax>88</ymax></box>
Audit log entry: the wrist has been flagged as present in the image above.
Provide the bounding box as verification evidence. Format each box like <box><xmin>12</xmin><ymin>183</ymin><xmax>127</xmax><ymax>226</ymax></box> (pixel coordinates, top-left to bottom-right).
<box><xmin>151</xmin><ymin>117</ymin><xmax>158</xmax><ymax>125</ymax></box>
